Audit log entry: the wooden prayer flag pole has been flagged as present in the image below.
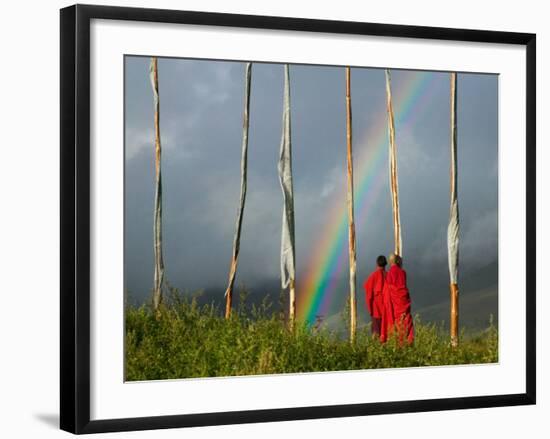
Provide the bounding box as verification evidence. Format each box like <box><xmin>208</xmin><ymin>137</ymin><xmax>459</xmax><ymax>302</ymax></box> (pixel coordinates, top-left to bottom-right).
<box><xmin>345</xmin><ymin>67</ymin><xmax>357</xmax><ymax>343</ymax></box>
<box><xmin>225</xmin><ymin>63</ymin><xmax>252</xmax><ymax>319</ymax></box>
<box><xmin>385</xmin><ymin>69</ymin><xmax>403</xmax><ymax>257</ymax></box>
<box><xmin>448</xmin><ymin>72</ymin><xmax>460</xmax><ymax>347</ymax></box>
<box><xmin>278</xmin><ymin>64</ymin><xmax>297</xmax><ymax>330</ymax></box>
<box><xmin>150</xmin><ymin>57</ymin><xmax>165</xmax><ymax>314</ymax></box>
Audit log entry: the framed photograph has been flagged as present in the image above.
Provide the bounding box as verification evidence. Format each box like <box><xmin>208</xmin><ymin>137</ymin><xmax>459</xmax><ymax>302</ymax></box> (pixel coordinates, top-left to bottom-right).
<box><xmin>60</xmin><ymin>4</ymin><xmax>536</xmax><ymax>434</ymax></box>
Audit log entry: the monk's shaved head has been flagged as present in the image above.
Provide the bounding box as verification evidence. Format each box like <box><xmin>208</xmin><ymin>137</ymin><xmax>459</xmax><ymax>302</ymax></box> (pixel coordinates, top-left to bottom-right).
<box><xmin>376</xmin><ymin>255</ymin><xmax>387</xmax><ymax>267</ymax></box>
<box><xmin>389</xmin><ymin>253</ymin><xmax>402</xmax><ymax>266</ymax></box>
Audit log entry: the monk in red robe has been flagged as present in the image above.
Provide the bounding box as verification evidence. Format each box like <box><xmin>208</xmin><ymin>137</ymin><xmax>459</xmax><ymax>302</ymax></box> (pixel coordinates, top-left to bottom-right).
<box><xmin>363</xmin><ymin>255</ymin><xmax>387</xmax><ymax>338</ymax></box>
<box><xmin>381</xmin><ymin>254</ymin><xmax>414</xmax><ymax>345</ymax></box>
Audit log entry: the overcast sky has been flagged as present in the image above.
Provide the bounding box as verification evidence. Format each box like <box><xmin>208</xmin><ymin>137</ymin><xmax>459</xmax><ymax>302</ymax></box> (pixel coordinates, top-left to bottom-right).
<box><xmin>124</xmin><ymin>56</ymin><xmax>498</xmax><ymax>318</ymax></box>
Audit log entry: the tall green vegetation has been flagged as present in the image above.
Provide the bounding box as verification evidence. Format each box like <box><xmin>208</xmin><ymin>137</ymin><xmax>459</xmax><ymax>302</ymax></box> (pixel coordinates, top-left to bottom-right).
<box><xmin>125</xmin><ymin>288</ymin><xmax>498</xmax><ymax>381</ymax></box>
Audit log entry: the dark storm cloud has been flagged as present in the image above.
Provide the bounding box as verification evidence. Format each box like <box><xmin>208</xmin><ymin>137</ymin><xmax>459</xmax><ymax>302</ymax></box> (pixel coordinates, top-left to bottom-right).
<box><xmin>124</xmin><ymin>56</ymin><xmax>498</xmax><ymax>319</ymax></box>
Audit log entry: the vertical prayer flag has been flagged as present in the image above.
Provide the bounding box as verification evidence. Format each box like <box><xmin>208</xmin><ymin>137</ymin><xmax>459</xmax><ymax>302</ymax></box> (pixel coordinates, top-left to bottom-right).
<box><xmin>385</xmin><ymin>69</ymin><xmax>403</xmax><ymax>257</ymax></box>
<box><xmin>150</xmin><ymin>57</ymin><xmax>164</xmax><ymax>312</ymax></box>
<box><xmin>448</xmin><ymin>72</ymin><xmax>460</xmax><ymax>347</ymax></box>
<box><xmin>225</xmin><ymin>62</ymin><xmax>252</xmax><ymax>319</ymax></box>
<box><xmin>278</xmin><ymin>64</ymin><xmax>297</xmax><ymax>327</ymax></box>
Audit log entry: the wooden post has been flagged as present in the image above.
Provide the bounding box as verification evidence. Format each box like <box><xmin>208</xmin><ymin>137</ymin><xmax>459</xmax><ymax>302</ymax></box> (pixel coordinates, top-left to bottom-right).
<box><xmin>450</xmin><ymin>283</ymin><xmax>459</xmax><ymax>347</ymax></box>
<box><xmin>150</xmin><ymin>57</ymin><xmax>164</xmax><ymax>313</ymax></box>
<box><xmin>448</xmin><ymin>72</ymin><xmax>460</xmax><ymax>347</ymax></box>
<box><xmin>225</xmin><ymin>63</ymin><xmax>252</xmax><ymax>319</ymax></box>
<box><xmin>225</xmin><ymin>288</ymin><xmax>233</xmax><ymax>319</ymax></box>
<box><xmin>345</xmin><ymin>67</ymin><xmax>357</xmax><ymax>343</ymax></box>
<box><xmin>289</xmin><ymin>278</ymin><xmax>296</xmax><ymax>330</ymax></box>
<box><xmin>385</xmin><ymin>69</ymin><xmax>402</xmax><ymax>257</ymax></box>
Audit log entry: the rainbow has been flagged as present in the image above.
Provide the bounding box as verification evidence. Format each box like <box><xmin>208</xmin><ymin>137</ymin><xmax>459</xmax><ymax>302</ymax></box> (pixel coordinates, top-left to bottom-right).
<box><xmin>297</xmin><ymin>69</ymin><xmax>440</xmax><ymax>324</ymax></box>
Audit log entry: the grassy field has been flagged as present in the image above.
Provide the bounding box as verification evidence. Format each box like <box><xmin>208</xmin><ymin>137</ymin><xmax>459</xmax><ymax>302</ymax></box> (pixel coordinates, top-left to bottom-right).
<box><xmin>125</xmin><ymin>289</ymin><xmax>498</xmax><ymax>381</ymax></box>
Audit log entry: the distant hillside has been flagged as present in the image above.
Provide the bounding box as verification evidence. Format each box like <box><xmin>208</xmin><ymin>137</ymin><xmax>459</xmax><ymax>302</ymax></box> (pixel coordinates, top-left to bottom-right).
<box><xmin>414</xmin><ymin>261</ymin><xmax>498</xmax><ymax>330</ymax></box>
<box><xmin>404</xmin><ymin>260</ymin><xmax>498</xmax><ymax>309</ymax></box>
<box><xmin>126</xmin><ymin>261</ymin><xmax>498</xmax><ymax>332</ymax></box>
<box><xmin>317</xmin><ymin>284</ymin><xmax>497</xmax><ymax>335</ymax></box>
<box><xmin>416</xmin><ymin>286</ymin><xmax>497</xmax><ymax>330</ymax></box>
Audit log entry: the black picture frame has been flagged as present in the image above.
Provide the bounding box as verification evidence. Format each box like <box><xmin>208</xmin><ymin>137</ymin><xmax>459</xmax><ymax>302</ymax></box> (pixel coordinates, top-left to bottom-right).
<box><xmin>60</xmin><ymin>4</ymin><xmax>536</xmax><ymax>434</ymax></box>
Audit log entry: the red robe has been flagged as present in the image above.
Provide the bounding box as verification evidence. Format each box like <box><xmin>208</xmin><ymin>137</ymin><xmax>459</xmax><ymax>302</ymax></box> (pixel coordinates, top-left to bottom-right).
<box><xmin>380</xmin><ymin>264</ymin><xmax>414</xmax><ymax>344</ymax></box>
<box><xmin>364</xmin><ymin>267</ymin><xmax>385</xmax><ymax>319</ymax></box>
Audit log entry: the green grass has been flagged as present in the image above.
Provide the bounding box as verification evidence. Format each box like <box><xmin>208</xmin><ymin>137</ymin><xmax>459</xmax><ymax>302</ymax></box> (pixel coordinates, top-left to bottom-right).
<box><xmin>125</xmin><ymin>289</ymin><xmax>498</xmax><ymax>381</ymax></box>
